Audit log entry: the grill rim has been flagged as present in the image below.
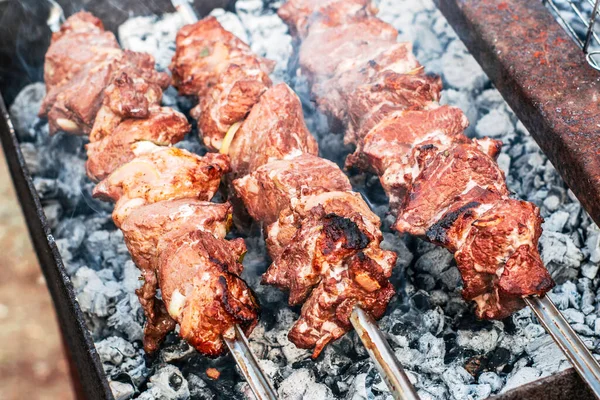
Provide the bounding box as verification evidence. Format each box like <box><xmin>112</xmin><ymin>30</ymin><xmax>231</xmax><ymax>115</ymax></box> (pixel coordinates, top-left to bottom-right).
<box><xmin>0</xmin><ymin>93</ymin><xmax>113</xmax><ymax>400</ymax></box>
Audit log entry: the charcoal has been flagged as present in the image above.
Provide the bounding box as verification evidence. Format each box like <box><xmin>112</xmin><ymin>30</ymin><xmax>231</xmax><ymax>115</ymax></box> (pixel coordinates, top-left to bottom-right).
<box><xmin>501</xmin><ymin>367</ymin><xmax>541</xmax><ymax>393</ymax></box>
<box><xmin>109</xmin><ymin>381</ymin><xmax>135</xmax><ymax>400</ymax></box>
<box><xmin>542</xmin><ymin>210</ymin><xmax>570</xmax><ymax>232</ymax></box>
<box><xmin>118</xmin><ymin>13</ymin><xmax>184</xmax><ymax>71</ymax></box>
<box><xmin>138</xmin><ymin>364</ymin><xmax>190</xmax><ymax>400</ymax></box>
<box><xmin>187</xmin><ymin>374</ymin><xmax>215</xmax><ymax>399</ymax></box>
<box><xmin>9</xmin><ymin>82</ymin><xmax>46</xmax><ymax>142</ymax></box>
<box><xmin>278</xmin><ymin>369</ymin><xmax>334</xmax><ymax>400</ymax></box>
<box><xmin>21</xmin><ymin>142</ymin><xmax>55</xmax><ymax>175</ymax></box>
<box><xmin>475</xmin><ymin>109</ymin><xmax>515</xmax><ymax>139</ymax></box>
<box><xmin>33</xmin><ymin>177</ymin><xmax>57</xmax><ymax>199</ymax></box>
<box><xmin>562</xmin><ymin>308</ymin><xmax>585</xmax><ymax>324</ymax></box>
<box><xmin>457</xmin><ymin>328</ymin><xmax>500</xmax><ymax>354</ymax></box>
<box><xmin>441</xmin><ymin>40</ymin><xmax>487</xmax><ymax>92</ymax></box>
<box><xmin>72</xmin><ymin>267</ymin><xmax>123</xmax><ymax>318</ymax></box>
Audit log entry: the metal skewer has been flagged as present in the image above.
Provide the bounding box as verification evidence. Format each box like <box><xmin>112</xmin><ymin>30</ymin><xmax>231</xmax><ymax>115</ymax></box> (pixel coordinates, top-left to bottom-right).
<box><xmin>224</xmin><ymin>325</ymin><xmax>278</xmax><ymax>400</ymax></box>
<box><xmin>168</xmin><ymin>3</ymin><xmax>278</xmax><ymax>399</ymax></box>
<box><xmin>171</xmin><ymin>0</ymin><xmax>200</xmax><ymax>25</ymax></box>
<box><xmin>525</xmin><ymin>296</ymin><xmax>600</xmax><ymax>399</ymax></box>
<box><xmin>351</xmin><ymin>306</ymin><xmax>420</xmax><ymax>400</ymax></box>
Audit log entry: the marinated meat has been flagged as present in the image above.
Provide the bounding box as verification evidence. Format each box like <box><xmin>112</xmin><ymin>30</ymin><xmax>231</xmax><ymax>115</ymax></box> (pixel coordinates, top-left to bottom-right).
<box><xmin>282</xmin><ymin>0</ymin><xmax>555</xmax><ymax>319</ymax></box>
<box><xmin>92</xmin><ymin>142</ymin><xmax>230</xmax><ymax>227</ymax></box>
<box><xmin>159</xmin><ymin>230</ymin><xmax>259</xmax><ymax>357</ymax></box>
<box><xmin>45</xmin><ymin>12</ymin><xmax>261</xmax><ymax>358</ymax></box>
<box><xmin>233</xmin><ymin>154</ymin><xmax>351</xmax><ymax>225</ymax></box>
<box><xmin>120</xmin><ymin>200</ymin><xmax>234</xmax><ymax>352</ymax></box>
<box><xmin>171</xmin><ymin>16</ymin><xmax>397</xmax><ymax>357</ymax></box>
<box><xmin>193</xmin><ymin>61</ymin><xmax>271</xmax><ymax>151</ymax></box>
<box><xmin>86</xmin><ymin>106</ymin><xmax>190</xmax><ymax>181</ymax></box>
<box><xmin>40</xmin><ymin>12</ymin><xmax>169</xmax><ymax>136</ymax></box>
<box><xmin>227</xmin><ymin>83</ymin><xmax>318</xmax><ymax>179</ymax></box>
<box><xmin>278</xmin><ymin>0</ymin><xmax>377</xmax><ymax>38</ymax></box>
<box><xmin>288</xmin><ymin>249</ymin><xmax>395</xmax><ymax>356</ymax></box>
<box><xmin>170</xmin><ymin>16</ymin><xmax>273</xmax><ymax>97</ymax></box>
<box><xmin>89</xmin><ymin>71</ymin><xmax>166</xmax><ymax>142</ymax></box>
<box><xmin>40</xmin><ymin>12</ymin><xmax>120</xmax><ymax>116</ymax></box>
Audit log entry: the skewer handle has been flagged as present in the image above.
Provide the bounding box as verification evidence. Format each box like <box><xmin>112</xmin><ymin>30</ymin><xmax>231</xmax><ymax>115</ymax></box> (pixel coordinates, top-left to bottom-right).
<box><xmin>525</xmin><ymin>296</ymin><xmax>600</xmax><ymax>399</ymax></box>
<box><xmin>350</xmin><ymin>306</ymin><xmax>420</xmax><ymax>400</ymax></box>
<box><xmin>224</xmin><ymin>325</ymin><xmax>278</xmax><ymax>400</ymax></box>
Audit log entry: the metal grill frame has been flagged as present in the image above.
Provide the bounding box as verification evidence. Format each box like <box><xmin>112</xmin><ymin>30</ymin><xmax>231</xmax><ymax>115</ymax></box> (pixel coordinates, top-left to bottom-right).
<box><xmin>544</xmin><ymin>0</ymin><xmax>600</xmax><ymax>70</ymax></box>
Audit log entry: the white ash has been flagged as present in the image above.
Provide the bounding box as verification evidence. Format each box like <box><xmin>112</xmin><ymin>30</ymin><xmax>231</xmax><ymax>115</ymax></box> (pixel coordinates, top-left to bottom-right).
<box><xmin>8</xmin><ymin>0</ymin><xmax>600</xmax><ymax>399</ymax></box>
<box><xmin>118</xmin><ymin>13</ymin><xmax>185</xmax><ymax>71</ymax></box>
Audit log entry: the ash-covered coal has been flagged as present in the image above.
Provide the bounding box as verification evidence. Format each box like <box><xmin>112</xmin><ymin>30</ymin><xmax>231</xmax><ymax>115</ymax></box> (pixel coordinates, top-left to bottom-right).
<box><xmin>8</xmin><ymin>0</ymin><xmax>600</xmax><ymax>399</ymax></box>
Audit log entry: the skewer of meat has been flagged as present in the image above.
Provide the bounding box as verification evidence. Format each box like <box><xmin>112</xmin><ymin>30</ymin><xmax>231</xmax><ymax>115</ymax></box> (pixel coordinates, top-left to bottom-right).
<box><xmin>169</xmin><ymin>9</ymin><xmax>419</xmax><ymax>399</ymax></box>
<box><xmin>278</xmin><ymin>0</ymin><xmax>600</xmax><ymax>395</ymax></box>
<box><xmin>39</xmin><ymin>11</ymin><xmax>276</xmax><ymax>399</ymax></box>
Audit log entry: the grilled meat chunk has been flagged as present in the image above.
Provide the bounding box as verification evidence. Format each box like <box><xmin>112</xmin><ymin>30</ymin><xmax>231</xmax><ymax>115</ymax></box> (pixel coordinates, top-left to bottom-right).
<box><xmin>262</xmin><ymin>191</ymin><xmax>396</xmax><ymax>357</ymax></box>
<box><xmin>233</xmin><ymin>154</ymin><xmax>351</xmax><ymax>225</ymax></box>
<box><xmin>120</xmin><ymin>200</ymin><xmax>233</xmax><ymax>352</ymax></box>
<box><xmin>89</xmin><ymin>71</ymin><xmax>167</xmax><ymax>142</ymax></box>
<box><xmin>93</xmin><ymin>142</ymin><xmax>230</xmax><ymax>227</ymax></box>
<box><xmin>86</xmin><ymin>106</ymin><xmax>190</xmax><ymax>181</ymax></box>
<box><xmin>40</xmin><ymin>12</ymin><xmax>120</xmax><ymax>117</ymax></box>
<box><xmin>278</xmin><ymin>0</ymin><xmax>376</xmax><ymax>38</ymax></box>
<box><xmin>170</xmin><ymin>16</ymin><xmax>274</xmax><ymax>97</ymax></box>
<box><xmin>227</xmin><ymin>83</ymin><xmax>318</xmax><ymax>179</ymax></box>
<box><xmin>193</xmin><ymin>61</ymin><xmax>271</xmax><ymax>151</ymax></box>
<box><xmin>299</xmin><ymin>17</ymin><xmax>397</xmax><ymax>84</ymax></box>
<box><xmin>159</xmin><ymin>230</ymin><xmax>259</xmax><ymax>357</ymax></box>
<box><xmin>40</xmin><ymin>12</ymin><xmax>169</xmax><ymax>136</ymax></box>
<box><xmin>282</xmin><ymin>0</ymin><xmax>555</xmax><ymax>319</ymax></box>
<box><xmin>288</xmin><ymin>249</ymin><xmax>395</xmax><ymax>357</ymax></box>
<box><xmin>171</xmin><ymin>14</ymin><xmax>397</xmax><ymax>357</ymax></box>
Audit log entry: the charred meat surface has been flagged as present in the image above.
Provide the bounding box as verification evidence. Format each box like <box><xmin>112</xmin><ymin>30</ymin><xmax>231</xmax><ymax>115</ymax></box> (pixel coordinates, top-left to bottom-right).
<box><xmin>40</xmin><ymin>13</ymin><xmax>169</xmax><ymax>136</ymax></box>
<box><xmin>40</xmin><ymin>12</ymin><xmax>260</xmax><ymax>357</ymax></box>
<box><xmin>172</xmin><ymin>16</ymin><xmax>397</xmax><ymax>357</ymax></box>
<box><xmin>281</xmin><ymin>0</ymin><xmax>554</xmax><ymax>319</ymax></box>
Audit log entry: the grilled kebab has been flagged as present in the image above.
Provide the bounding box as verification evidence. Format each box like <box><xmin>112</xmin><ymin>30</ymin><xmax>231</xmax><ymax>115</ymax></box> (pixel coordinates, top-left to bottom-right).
<box><xmin>40</xmin><ymin>12</ymin><xmax>259</xmax><ymax>356</ymax></box>
<box><xmin>278</xmin><ymin>0</ymin><xmax>555</xmax><ymax>319</ymax></box>
<box><xmin>170</xmin><ymin>17</ymin><xmax>397</xmax><ymax>357</ymax></box>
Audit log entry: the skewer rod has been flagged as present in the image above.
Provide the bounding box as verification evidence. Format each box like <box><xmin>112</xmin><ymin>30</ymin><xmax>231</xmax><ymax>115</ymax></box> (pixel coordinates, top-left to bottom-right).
<box><xmin>224</xmin><ymin>325</ymin><xmax>278</xmax><ymax>400</ymax></box>
<box><xmin>171</xmin><ymin>0</ymin><xmax>199</xmax><ymax>25</ymax></box>
<box><xmin>350</xmin><ymin>306</ymin><xmax>420</xmax><ymax>400</ymax></box>
<box><xmin>525</xmin><ymin>296</ymin><xmax>600</xmax><ymax>399</ymax></box>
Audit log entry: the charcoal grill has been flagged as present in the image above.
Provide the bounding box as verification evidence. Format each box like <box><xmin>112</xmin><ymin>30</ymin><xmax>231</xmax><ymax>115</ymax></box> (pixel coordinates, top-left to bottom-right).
<box><xmin>1</xmin><ymin>0</ymin><xmax>600</xmax><ymax>399</ymax></box>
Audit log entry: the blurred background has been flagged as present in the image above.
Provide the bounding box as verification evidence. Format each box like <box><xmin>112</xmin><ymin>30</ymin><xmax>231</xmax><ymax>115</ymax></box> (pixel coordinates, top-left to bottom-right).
<box><xmin>0</xmin><ymin>145</ymin><xmax>75</xmax><ymax>400</ymax></box>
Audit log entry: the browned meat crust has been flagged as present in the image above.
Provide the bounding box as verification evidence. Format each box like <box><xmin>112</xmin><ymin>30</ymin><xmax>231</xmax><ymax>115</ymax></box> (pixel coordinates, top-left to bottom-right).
<box><xmin>43</xmin><ymin>12</ymin><xmax>261</xmax><ymax>357</ymax></box>
<box><xmin>233</xmin><ymin>153</ymin><xmax>351</xmax><ymax>225</ymax></box>
<box><xmin>159</xmin><ymin>230</ymin><xmax>259</xmax><ymax>357</ymax></box>
<box><xmin>281</xmin><ymin>0</ymin><xmax>555</xmax><ymax>319</ymax></box>
<box><xmin>227</xmin><ymin>83</ymin><xmax>319</xmax><ymax>179</ymax></box>
<box><xmin>86</xmin><ymin>106</ymin><xmax>190</xmax><ymax>181</ymax></box>
<box><xmin>171</xmin><ymin>16</ymin><xmax>397</xmax><ymax>357</ymax></box>
<box><xmin>41</xmin><ymin>13</ymin><xmax>169</xmax><ymax>136</ymax></box>
<box><xmin>93</xmin><ymin>143</ymin><xmax>230</xmax><ymax>227</ymax></box>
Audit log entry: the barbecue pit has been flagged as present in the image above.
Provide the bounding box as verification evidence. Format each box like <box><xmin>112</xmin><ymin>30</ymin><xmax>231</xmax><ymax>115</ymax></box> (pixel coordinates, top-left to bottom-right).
<box><xmin>2</xmin><ymin>0</ymin><xmax>600</xmax><ymax>399</ymax></box>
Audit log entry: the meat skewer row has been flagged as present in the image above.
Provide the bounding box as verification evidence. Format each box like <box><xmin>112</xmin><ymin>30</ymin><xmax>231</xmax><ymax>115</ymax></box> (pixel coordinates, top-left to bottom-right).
<box><xmin>278</xmin><ymin>0</ymin><xmax>600</xmax><ymax>394</ymax></box>
<box><xmin>169</xmin><ymin>13</ymin><xmax>420</xmax><ymax>399</ymax></box>
<box><xmin>39</xmin><ymin>12</ymin><xmax>277</xmax><ymax>399</ymax></box>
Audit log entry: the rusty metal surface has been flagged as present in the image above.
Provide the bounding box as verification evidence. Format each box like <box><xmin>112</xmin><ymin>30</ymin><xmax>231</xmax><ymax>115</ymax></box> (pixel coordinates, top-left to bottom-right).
<box><xmin>435</xmin><ymin>0</ymin><xmax>600</xmax><ymax>227</ymax></box>
<box><xmin>492</xmin><ymin>368</ymin><xmax>595</xmax><ymax>399</ymax></box>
